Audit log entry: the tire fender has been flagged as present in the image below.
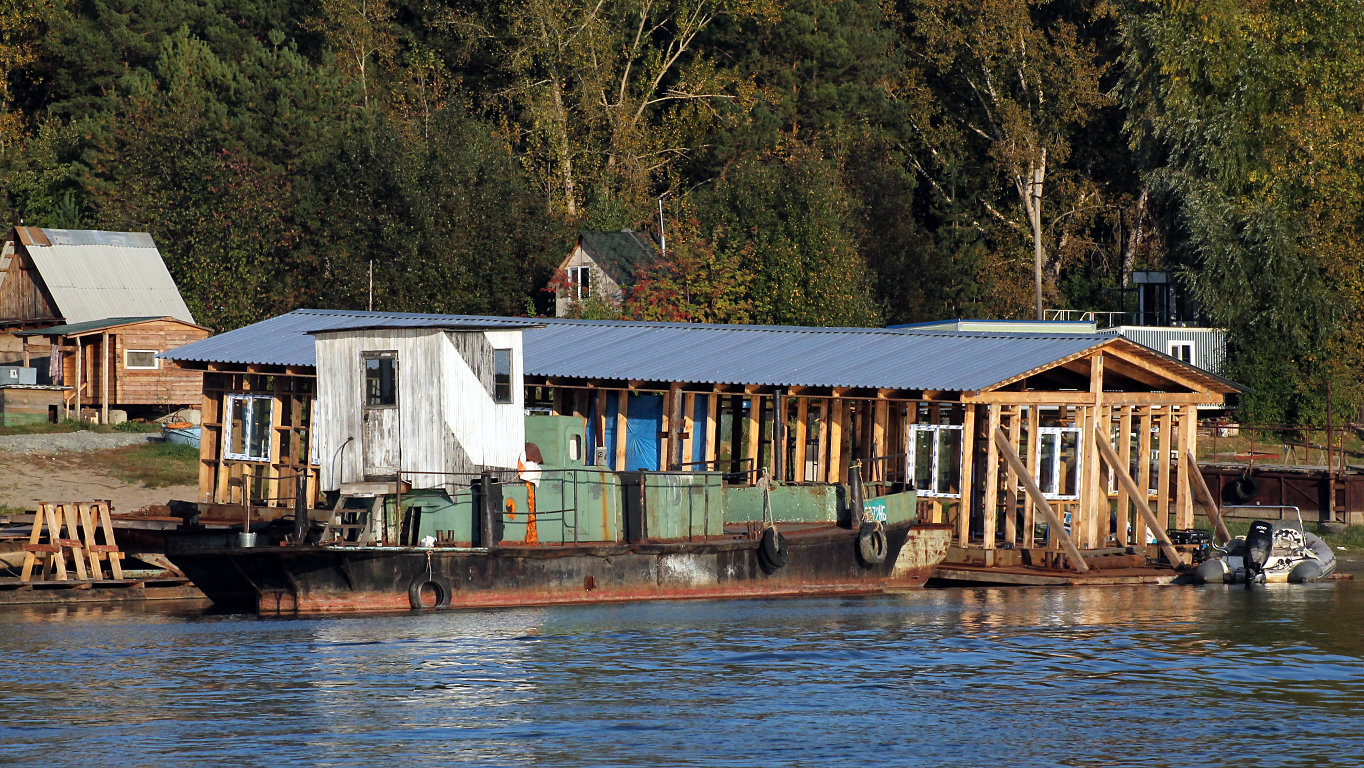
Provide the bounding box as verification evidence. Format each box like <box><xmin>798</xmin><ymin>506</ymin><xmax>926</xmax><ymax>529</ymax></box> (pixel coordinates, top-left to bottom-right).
<box><xmin>856</xmin><ymin>522</ymin><xmax>888</xmax><ymax>567</ymax></box>
<box><xmin>759</xmin><ymin>526</ymin><xmax>790</xmax><ymax>569</ymax></box>
<box><xmin>409</xmin><ymin>576</ymin><xmax>453</xmax><ymax>609</ymax></box>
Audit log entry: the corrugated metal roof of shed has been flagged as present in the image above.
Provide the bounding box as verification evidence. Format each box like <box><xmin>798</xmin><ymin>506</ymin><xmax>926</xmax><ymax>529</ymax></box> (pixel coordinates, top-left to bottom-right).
<box><xmin>161</xmin><ymin>309</ymin><xmax>543</xmax><ymax>367</ymax></box>
<box><xmin>25</xmin><ymin>229</ymin><xmax>194</xmax><ymax>325</ymax></box>
<box><xmin>164</xmin><ymin>308</ymin><xmax>1115</xmax><ymax>392</ymax></box>
<box><xmin>521</xmin><ymin>323</ymin><xmax>1105</xmax><ymax>391</ymax></box>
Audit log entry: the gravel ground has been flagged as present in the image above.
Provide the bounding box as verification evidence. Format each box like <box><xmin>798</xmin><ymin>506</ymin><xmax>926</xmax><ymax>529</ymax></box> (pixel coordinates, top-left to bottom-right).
<box><xmin>0</xmin><ymin>431</ymin><xmax>157</xmax><ymax>454</ymax></box>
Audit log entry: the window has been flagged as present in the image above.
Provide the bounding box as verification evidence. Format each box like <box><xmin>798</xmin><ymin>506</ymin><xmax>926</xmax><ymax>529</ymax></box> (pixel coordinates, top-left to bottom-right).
<box><xmin>225</xmin><ymin>394</ymin><xmax>273</xmax><ymax>462</ymax></box>
<box><xmin>125</xmin><ymin>350</ymin><xmax>158</xmax><ymax>370</ymax></box>
<box><xmin>1167</xmin><ymin>340</ymin><xmax>1194</xmax><ymax>365</ymax></box>
<box><xmin>1036</xmin><ymin>427</ymin><xmax>1082</xmax><ymax>499</ymax></box>
<box><xmin>907</xmin><ymin>425</ymin><xmax>963</xmax><ymax>497</ymax></box>
<box><xmin>568</xmin><ymin>266</ymin><xmax>591</xmax><ymax>300</ymax></box>
<box><xmin>493</xmin><ymin>348</ymin><xmax>513</xmax><ymax>403</ymax></box>
<box><xmin>364</xmin><ymin>353</ymin><xmax>397</xmax><ymax>407</ymax></box>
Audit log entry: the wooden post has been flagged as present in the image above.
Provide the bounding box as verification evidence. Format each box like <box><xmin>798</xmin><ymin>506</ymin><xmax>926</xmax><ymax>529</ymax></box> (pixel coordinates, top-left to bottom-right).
<box><xmin>816</xmin><ymin>399</ymin><xmax>830</xmax><ymax>484</ymax></box>
<box><xmin>728</xmin><ymin>395</ymin><xmax>744</xmax><ymax>473</ymax></box>
<box><xmin>74</xmin><ymin>337</ymin><xmax>82</xmax><ymax>419</ymax></box>
<box><xmin>1024</xmin><ymin>406</ymin><xmax>1039</xmax><ymax>546</ymax></box>
<box><xmin>1094</xmin><ymin>405</ymin><xmax>1112</xmax><ymax>545</ymax></box>
<box><xmin>615</xmin><ymin>391</ymin><xmax>629</xmax><ymax>471</ymax></box>
<box><xmin>793</xmin><ymin>398</ymin><xmax>809</xmax><ymax>482</ymax></box>
<box><xmin>1156</xmin><ymin>408</ymin><xmax>1173</xmax><ymax>534</ymax></box>
<box><xmin>1005</xmin><ymin>406</ymin><xmax>1020</xmax><ymax>546</ymax></box>
<box><xmin>994</xmin><ymin>429</ymin><xmax>1089</xmax><ymax>572</ymax></box>
<box><xmin>873</xmin><ymin>399</ymin><xmax>889</xmax><ymax>480</ymax></box>
<box><xmin>681</xmin><ymin>392</ymin><xmax>696</xmax><ymax>468</ymax></box>
<box><xmin>772</xmin><ymin>390</ymin><xmax>786</xmax><ymax>481</ymax></box>
<box><xmin>1092</xmin><ymin>425</ymin><xmax>1186</xmax><ymax>567</ymax></box>
<box><xmin>100</xmin><ymin>330</ymin><xmax>110</xmax><ymax>424</ymax></box>
<box><xmin>1135</xmin><ymin>407</ymin><xmax>1153</xmax><ymax>546</ymax></box>
<box><xmin>982</xmin><ymin>404</ymin><xmax>1000</xmax><ymax>549</ymax></box>
<box><xmin>746</xmin><ymin>394</ymin><xmax>763</xmax><ymax>483</ymax></box>
<box><xmin>958</xmin><ymin>405</ymin><xmax>977</xmax><ymax>545</ymax></box>
<box><xmin>1177</xmin><ymin>407</ymin><xmax>1196</xmax><ymax>529</ymax></box>
<box><xmin>1116</xmin><ymin>406</ymin><xmax>1133</xmax><ymax>545</ymax></box>
<box><xmin>704</xmin><ymin>394</ymin><xmax>718</xmax><ymax>469</ymax></box>
<box><xmin>827</xmin><ymin>398</ymin><xmax>844</xmax><ymax>484</ymax></box>
<box><xmin>595</xmin><ymin>391</ymin><xmax>607</xmax><ymax>450</ymax></box>
<box><xmin>1073</xmin><ymin>404</ymin><xmax>1090</xmax><ymax>548</ymax></box>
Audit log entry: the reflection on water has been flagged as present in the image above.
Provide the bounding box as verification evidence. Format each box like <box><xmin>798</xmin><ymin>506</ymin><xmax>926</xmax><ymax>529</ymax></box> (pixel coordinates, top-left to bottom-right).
<box><xmin>4</xmin><ymin>584</ymin><xmax>1364</xmax><ymax>766</ymax></box>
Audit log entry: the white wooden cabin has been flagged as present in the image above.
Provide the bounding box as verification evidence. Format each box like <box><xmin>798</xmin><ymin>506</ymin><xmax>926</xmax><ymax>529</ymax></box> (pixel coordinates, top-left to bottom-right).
<box><xmin>312</xmin><ymin>322</ymin><xmax>535</xmax><ymax>493</ymax></box>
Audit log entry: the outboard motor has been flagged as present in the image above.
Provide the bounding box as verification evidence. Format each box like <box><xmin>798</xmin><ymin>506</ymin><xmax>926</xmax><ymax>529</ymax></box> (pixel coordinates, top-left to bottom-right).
<box><xmin>1243</xmin><ymin>520</ymin><xmax>1274</xmax><ymax>589</ymax></box>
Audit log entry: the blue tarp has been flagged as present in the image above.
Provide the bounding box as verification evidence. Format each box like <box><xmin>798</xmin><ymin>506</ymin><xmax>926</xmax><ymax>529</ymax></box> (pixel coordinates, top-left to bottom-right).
<box><xmin>625</xmin><ymin>394</ymin><xmax>663</xmax><ymax>471</ymax></box>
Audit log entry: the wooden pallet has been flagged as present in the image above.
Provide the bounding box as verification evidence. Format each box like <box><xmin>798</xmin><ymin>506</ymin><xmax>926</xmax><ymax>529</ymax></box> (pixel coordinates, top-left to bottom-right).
<box><xmin>19</xmin><ymin>502</ymin><xmax>124</xmax><ymax>582</ymax></box>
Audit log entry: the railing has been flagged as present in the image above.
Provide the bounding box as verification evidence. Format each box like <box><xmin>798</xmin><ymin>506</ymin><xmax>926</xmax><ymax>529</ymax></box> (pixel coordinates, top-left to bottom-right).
<box><xmin>1200</xmin><ymin>423</ymin><xmax>1353</xmax><ymax>471</ymax></box>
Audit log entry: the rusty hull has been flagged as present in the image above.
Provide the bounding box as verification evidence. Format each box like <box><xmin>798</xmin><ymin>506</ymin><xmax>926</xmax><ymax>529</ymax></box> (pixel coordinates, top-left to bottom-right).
<box><xmin>168</xmin><ymin>521</ymin><xmax>953</xmax><ymax>614</ymax></box>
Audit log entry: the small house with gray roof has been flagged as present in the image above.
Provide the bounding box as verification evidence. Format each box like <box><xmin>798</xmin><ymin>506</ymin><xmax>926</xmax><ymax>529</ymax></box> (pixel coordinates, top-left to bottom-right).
<box><xmin>0</xmin><ymin>227</ymin><xmax>208</xmax><ymax>423</ymax></box>
<box><xmin>554</xmin><ymin>230</ymin><xmax>661</xmax><ymax>316</ymax></box>
<box><xmin>163</xmin><ymin>309</ymin><xmax>1239</xmax><ymax>569</ymax></box>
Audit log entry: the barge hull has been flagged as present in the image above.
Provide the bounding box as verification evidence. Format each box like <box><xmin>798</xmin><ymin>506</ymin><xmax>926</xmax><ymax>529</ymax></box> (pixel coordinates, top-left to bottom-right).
<box><xmin>170</xmin><ymin>522</ymin><xmax>952</xmax><ymax>614</ymax></box>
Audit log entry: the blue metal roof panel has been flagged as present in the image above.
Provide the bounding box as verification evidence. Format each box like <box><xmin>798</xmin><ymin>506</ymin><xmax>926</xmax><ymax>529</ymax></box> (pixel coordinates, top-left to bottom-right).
<box><xmin>160</xmin><ymin>309</ymin><xmax>543</xmax><ymax>367</ymax></box>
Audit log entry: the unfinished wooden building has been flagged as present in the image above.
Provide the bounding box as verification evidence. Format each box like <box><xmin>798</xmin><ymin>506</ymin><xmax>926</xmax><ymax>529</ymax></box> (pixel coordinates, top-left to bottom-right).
<box><xmin>163</xmin><ymin>310</ymin><xmax>1238</xmax><ymax>563</ymax></box>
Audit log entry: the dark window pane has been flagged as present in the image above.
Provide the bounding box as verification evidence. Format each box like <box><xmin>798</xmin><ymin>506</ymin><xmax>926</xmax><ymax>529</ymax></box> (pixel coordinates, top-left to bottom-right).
<box><xmin>493</xmin><ymin>349</ymin><xmax>513</xmax><ymax>403</ymax></box>
<box><xmin>365</xmin><ymin>356</ymin><xmax>396</xmax><ymax>406</ymax></box>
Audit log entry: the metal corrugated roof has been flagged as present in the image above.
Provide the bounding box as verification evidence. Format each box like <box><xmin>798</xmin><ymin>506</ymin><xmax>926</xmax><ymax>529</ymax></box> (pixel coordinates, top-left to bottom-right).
<box><xmin>161</xmin><ymin>310</ymin><xmax>545</xmax><ymax>367</ymax></box>
<box><xmin>163</xmin><ymin>309</ymin><xmax>1158</xmax><ymax>392</ymax></box>
<box><xmin>24</xmin><ymin>229</ymin><xmax>195</xmax><ymax>325</ymax></box>
<box><xmin>15</xmin><ymin>316</ymin><xmax>172</xmax><ymax>337</ymax></box>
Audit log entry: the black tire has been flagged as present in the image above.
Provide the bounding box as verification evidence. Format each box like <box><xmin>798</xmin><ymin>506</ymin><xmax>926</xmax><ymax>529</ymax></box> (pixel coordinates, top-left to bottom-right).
<box><xmin>856</xmin><ymin>522</ymin><xmax>888</xmax><ymax>567</ymax></box>
<box><xmin>759</xmin><ymin>527</ymin><xmax>790</xmax><ymax>569</ymax></box>
<box><xmin>408</xmin><ymin>576</ymin><xmax>452</xmax><ymax>609</ymax></box>
<box><xmin>1232</xmin><ymin>471</ymin><xmax>1259</xmax><ymax>504</ymax></box>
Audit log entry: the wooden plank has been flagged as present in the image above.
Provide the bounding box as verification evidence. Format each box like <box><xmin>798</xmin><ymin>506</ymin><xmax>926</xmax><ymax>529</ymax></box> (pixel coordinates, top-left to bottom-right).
<box><xmin>615</xmin><ymin>391</ymin><xmax>629</xmax><ymax>471</ymax></box>
<box><xmin>1186</xmin><ymin>449</ymin><xmax>1231</xmax><ymax>543</ymax></box>
<box><xmin>827</xmin><ymin>399</ymin><xmax>844</xmax><ymax>484</ymax></box>
<box><xmin>100</xmin><ymin>330</ymin><xmax>110</xmax><ymax>424</ymax></box>
<box><xmin>1005</xmin><ymin>406</ymin><xmax>1020</xmax><ymax>545</ymax></box>
<box><xmin>746</xmin><ymin>395</ymin><xmax>763</xmax><ymax>483</ymax></box>
<box><xmin>993</xmin><ymin>429</ymin><xmax>1088</xmax><ymax>571</ymax></box>
<box><xmin>1116</xmin><ymin>406</ymin><xmax>1133</xmax><ymax>546</ymax></box>
<box><xmin>1135</xmin><ymin>407</ymin><xmax>1153</xmax><ymax>547</ymax></box>
<box><xmin>19</xmin><ymin>502</ymin><xmax>48</xmax><ymax>582</ymax></box>
<box><xmin>681</xmin><ymin>393</ymin><xmax>696</xmax><ymax>469</ymax></box>
<box><xmin>873</xmin><ymin>399</ymin><xmax>888</xmax><ymax>481</ymax></box>
<box><xmin>816</xmin><ymin>399</ymin><xmax>830</xmax><ymax>485</ymax></box>
<box><xmin>77</xmin><ymin>502</ymin><xmax>101</xmax><ymax>578</ymax></box>
<box><xmin>1094</xmin><ymin>405</ymin><xmax>1112</xmax><ymax>546</ymax></box>
<box><xmin>94</xmin><ymin>501</ymin><xmax>123</xmax><ymax>579</ymax></box>
<box><xmin>1177</xmin><ymin>407</ymin><xmax>1197</xmax><ymax>528</ymax></box>
<box><xmin>1092</xmin><ymin>424</ymin><xmax>1185</xmax><ymax>567</ymax></box>
<box><xmin>982</xmin><ymin>404</ymin><xmax>1000</xmax><ymax>549</ymax></box>
<box><xmin>1156</xmin><ymin>408</ymin><xmax>1173</xmax><ymax>532</ymax></box>
<box><xmin>595</xmin><ymin>390</ymin><xmax>608</xmax><ymax>450</ymax></box>
<box><xmin>58</xmin><ymin>504</ymin><xmax>87</xmax><ymax>580</ymax></box>
<box><xmin>958</xmin><ymin>405</ymin><xmax>976</xmax><ymax>545</ymax></box>
<box><xmin>704</xmin><ymin>394</ymin><xmax>718</xmax><ymax>468</ymax></box>
<box><xmin>1024</xmin><ymin>406</ymin><xmax>1039</xmax><ymax>546</ymax></box>
<box><xmin>793</xmin><ymin>398</ymin><xmax>809</xmax><ymax>482</ymax></box>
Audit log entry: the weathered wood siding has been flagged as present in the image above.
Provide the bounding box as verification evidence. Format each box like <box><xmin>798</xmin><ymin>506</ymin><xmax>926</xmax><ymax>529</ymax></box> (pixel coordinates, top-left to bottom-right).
<box><xmin>0</xmin><ymin>250</ymin><xmax>60</xmax><ymax>326</ymax></box>
<box><xmin>111</xmin><ymin>322</ymin><xmax>209</xmax><ymax>406</ymax></box>
<box><xmin>315</xmin><ymin>328</ymin><xmax>525</xmax><ymax>492</ymax></box>
<box><xmin>554</xmin><ymin>246</ymin><xmax>625</xmax><ymax>317</ymax></box>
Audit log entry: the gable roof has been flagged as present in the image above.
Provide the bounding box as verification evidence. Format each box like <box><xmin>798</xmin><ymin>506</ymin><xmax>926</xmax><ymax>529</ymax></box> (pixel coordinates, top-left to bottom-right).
<box><xmin>163</xmin><ymin>309</ymin><xmax>1240</xmax><ymax>396</ymax></box>
<box><xmin>14</xmin><ymin>227</ymin><xmax>195</xmax><ymax>325</ymax></box>
<box><xmin>574</xmin><ymin>230</ymin><xmax>661</xmax><ymax>283</ymax></box>
<box><xmin>15</xmin><ymin>316</ymin><xmax>209</xmax><ymax>338</ymax></box>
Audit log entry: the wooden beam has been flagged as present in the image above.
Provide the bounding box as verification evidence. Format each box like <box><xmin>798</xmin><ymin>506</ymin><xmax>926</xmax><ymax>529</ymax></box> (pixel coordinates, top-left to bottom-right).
<box><xmin>746</xmin><ymin>394</ymin><xmax>762</xmax><ymax>482</ymax></box>
<box><xmin>666</xmin><ymin>382</ymin><xmax>684</xmax><ymax>470</ymax></box>
<box><xmin>1177</xmin><ymin>407</ymin><xmax>1196</xmax><ymax>528</ymax></box>
<box><xmin>958</xmin><ymin>405</ymin><xmax>976</xmax><ymax>545</ymax></box>
<box><xmin>982</xmin><ymin>404</ymin><xmax>1000</xmax><ymax>549</ymax></box>
<box><xmin>1135</xmin><ymin>407</ymin><xmax>1152</xmax><ymax>546</ymax></box>
<box><xmin>816</xmin><ymin>398</ymin><xmax>830</xmax><ymax>485</ymax></box>
<box><xmin>793</xmin><ymin>398</ymin><xmax>809</xmax><ymax>482</ymax></box>
<box><xmin>1116</xmin><ymin>406</ymin><xmax>1133</xmax><ymax>546</ymax></box>
<box><xmin>1005</xmin><ymin>406</ymin><xmax>1020</xmax><ymax>546</ymax></box>
<box><xmin>704</xmin><ymin>394</ymin><xmax>718</xmax><ymax>469</ymax></box>
<box><xmin>1024</xmin><ymin>406</ymin><xmax>1038</xmax><ymax>546</ymax></box>
<box><xmin>1156</xmin><ymin>409</ymin><xmax>1173</xmax><ymax>532</ymax></box>
<box><xmin>101</xmin><ymin>331</ymin><xmax>110</xmax><ymax>424</ymax></box>
<box><xmin>873</xmin><ymin>400</ymin><xmax>889</xmax><ymax>481</ymax></box>
<box><xmin>963</xmin><ymin>391</ymin><xmax>1096</xmax><ymax>405</ymax></box>
<box><xmin>1092</xmin><ymin>425</ymin><xmax>1185</xmax><ymax>567</ymax></box>
<box><xmin>1186</xmin><ymin>449</ymin><xmax>1231</xmax><ymax>543</ymax></box>
<box><xmin>1102</xmin><ymin>346</ymin><xmax>1209</xmax><ymax>393</ymax></box>
<box><xmin>827</xmin><ymin>399</ymin><xmax>844</xmax><ymax>484</ymax></box>
<box><xmin>615</xmin><ymin>391</ymin><xmax>629</xmax><ymax>471</ymax></box>
<box><xmin>681</xmin><ymin>393</ymin><xmax>696</xmax><ymax>468</ymax></box>
<box><xmin>993</xmin><ymin>429</ymin><xmax>1088</xmax><ymax>571</ymax></box>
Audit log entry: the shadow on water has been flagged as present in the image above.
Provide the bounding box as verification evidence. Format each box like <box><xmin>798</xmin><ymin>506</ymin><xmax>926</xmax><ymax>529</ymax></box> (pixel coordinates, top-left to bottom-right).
<box><xmin>3</xmin><ymin>582</ymin><xmax>1364</xmax><ymax>767</ymax></box>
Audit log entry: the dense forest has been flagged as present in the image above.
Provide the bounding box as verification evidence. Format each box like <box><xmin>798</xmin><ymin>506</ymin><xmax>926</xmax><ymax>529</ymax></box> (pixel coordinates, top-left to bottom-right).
<box><xmin>1</xmin><ymin>0</ymin><xmax>1361</xmax><ymax>424</ymax></box>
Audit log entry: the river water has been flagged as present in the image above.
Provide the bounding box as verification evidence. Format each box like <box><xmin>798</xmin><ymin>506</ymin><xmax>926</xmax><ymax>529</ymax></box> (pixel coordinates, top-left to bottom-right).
<box><xmin>3</xmin><ymin>580</ymin><xmax>1364</xmax><ymax>767</ymax></box>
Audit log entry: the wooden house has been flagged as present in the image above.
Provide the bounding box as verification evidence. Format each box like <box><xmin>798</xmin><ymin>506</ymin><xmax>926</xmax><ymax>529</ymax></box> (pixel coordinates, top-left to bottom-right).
<box><xmin>164</xmin><ymin>311</ymin><xmax>1240</xmax><ymax>569</ymax></box>
<box><xmin>554</xmin><ymin>230</ymin><xmax>660</xmax><ymax>316</ymax></box>
<box><xmin>0</xmin><ymin>227</ymin><xmax>204</xmax><ymax>420</ymax></box>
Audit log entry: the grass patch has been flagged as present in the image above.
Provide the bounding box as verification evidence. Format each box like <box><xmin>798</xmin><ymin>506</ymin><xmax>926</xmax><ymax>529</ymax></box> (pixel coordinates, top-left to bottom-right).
<box><xmin>98</xmin><ymin>442</ymin><xmax>200</xmax><ymax>488</ymax></box>
<box><xmin>0</xmin><ymin>419</ymin><xmax>161</xmax><ymax>436</ymax></box>
<box><xmin>0</xmin><ymin>504</ymin><xmax>29</xmax><ymax>517</ymax></box>
<box><xmin>1321</xmin><ymin>527</ymin><xmax>1364</xmax><ymax>550</ymax></box>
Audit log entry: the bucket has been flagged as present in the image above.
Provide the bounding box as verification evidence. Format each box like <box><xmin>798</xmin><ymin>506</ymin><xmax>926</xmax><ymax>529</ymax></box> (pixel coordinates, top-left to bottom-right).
<box><xmin>237</xmin><ymin>532</ymin><xmax>257</xmax><ymax>548</ymax></box>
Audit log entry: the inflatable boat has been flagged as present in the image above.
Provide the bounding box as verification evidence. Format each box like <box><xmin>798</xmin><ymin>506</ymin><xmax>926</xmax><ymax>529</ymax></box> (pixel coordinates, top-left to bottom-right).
<box><xmin>1190</xmin><ymin>516</ymin><xmax>1337</xmax><ymax>585</ymax></box>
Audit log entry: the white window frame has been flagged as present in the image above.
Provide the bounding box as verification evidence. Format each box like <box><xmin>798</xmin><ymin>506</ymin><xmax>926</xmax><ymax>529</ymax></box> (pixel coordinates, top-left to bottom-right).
<box><xmin>125</xmin><ymin>349</ymin><xmax>160</xmax><ymax>370</ymax></box>
<box><xmin>907</xmin><ymin>424</ymin><xmax>963</xmax><ymax>498</ymax></box>
<box><xmin>569</xmin><ymin>265</ymin><xmax>592</xmax><ymax>300</ymax></box>
<box><xmin>1035</xmin><ymin>426</ymin><xmax>1083</xmax><ymax>500</ymax></box>
<box><xmin>223</xmin><ymin>393</ymin><xmax>274</xmax><ymax>462</ymax></box>
<box><xmin>1167</xmin><ymin>340</ymin><xmax>1195</xmax><ymax>365</ymax></box>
